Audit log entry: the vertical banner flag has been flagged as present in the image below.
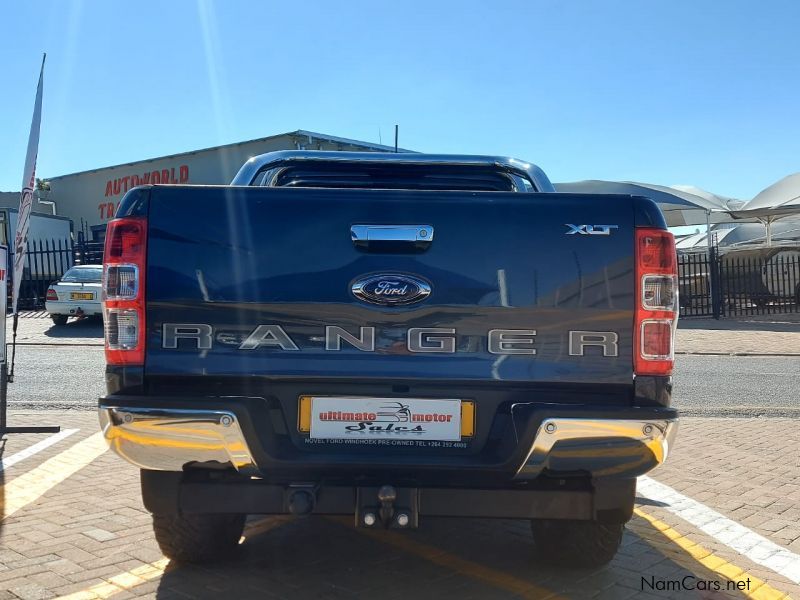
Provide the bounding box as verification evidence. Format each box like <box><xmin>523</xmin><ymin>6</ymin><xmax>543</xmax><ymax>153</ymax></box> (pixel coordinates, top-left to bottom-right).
<box><xmin>12</xmin><ymin>55</ymin><xmax>45</xmax><ymax>316</ymax></box>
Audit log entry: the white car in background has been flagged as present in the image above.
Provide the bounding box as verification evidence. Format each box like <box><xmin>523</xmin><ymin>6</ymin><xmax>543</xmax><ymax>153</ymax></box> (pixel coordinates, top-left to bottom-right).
<box><xmin>45</xmin><ymin>265</ymin><xmax>103</xmax><ymax>326</ymax></box>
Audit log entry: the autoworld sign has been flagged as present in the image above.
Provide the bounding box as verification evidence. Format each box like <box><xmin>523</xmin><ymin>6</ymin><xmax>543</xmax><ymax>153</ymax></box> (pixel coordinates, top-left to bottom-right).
<box><xmin>98</xmin><ymin>164</ymin><xmax>190</xmax><ymax>220</ymax></box>
<box><xmin>104</xmin><ymin>165</ymin><xmax>189</xmax><ymax>197</ymax></box>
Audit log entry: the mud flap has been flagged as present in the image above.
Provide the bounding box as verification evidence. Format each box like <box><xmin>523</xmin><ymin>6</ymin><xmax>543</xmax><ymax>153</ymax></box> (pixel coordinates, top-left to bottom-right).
<box><xmin>592</xmin><ymin>478</ymin><xmax>636</xmax><ymax>524</ymax></box>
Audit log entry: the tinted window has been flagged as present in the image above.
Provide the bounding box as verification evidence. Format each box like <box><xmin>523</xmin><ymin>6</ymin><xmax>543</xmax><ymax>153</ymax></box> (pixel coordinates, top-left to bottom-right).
<box><xmin>61</xmin><ymin>267</ymin><xmax>102</xmax><ymax>283</ymax></box>
<box><xmin>265</xmin><ymin>164</ymin><xmax>518</xmax><ymax>191</ymax></box>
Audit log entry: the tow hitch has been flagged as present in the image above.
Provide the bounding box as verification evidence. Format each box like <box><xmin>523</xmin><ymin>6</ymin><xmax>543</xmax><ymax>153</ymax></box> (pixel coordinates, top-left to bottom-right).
<box><xmin>356</xmin><ymin>485</ymin><xmax>419</xmax><ymax>529</ymax></box>
<box><xmin>286</xmin><ymin>484</ymin><xmax>316</xmax><ymax>516</ymax></box>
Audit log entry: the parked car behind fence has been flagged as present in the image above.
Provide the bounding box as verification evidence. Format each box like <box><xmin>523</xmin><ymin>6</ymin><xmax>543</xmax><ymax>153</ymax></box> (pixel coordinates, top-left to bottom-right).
<box><xmin>6</xmin><ymin>238</ymin><xmax>104</xmax><ymax>311</ymax></box>
<box><xmin>45</xmin><ymin>264</ymin><xmax>103</xmax><ymax>325</ymax></box>
<box><xmin>678</xmin><ymin>246</ymin><xmax>800</xmax><ymax>317</ymax></box>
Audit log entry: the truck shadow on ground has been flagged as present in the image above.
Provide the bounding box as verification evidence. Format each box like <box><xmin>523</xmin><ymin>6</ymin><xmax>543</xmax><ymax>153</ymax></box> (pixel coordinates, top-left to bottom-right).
<box><xmin>153</xmin><ymin>514</ymin><xmax>757</xmax><ymax>599</ymax></box>
<box><xmin>43</xmin><ymin>317</ymin><xmax>103</xmax><ymax>339</ymax></box>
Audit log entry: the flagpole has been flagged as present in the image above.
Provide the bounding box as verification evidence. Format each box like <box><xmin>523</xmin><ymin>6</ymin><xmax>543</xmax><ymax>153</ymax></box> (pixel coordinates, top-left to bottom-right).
<box><xmin>2</xmin><ymin>52</ymin><xmax>59</xmax><ymax>436</ymax></box>
<box><xmin>9</xmin><ymin>312</ymin><xmax>18</xmax><ymax>381</ymax></box>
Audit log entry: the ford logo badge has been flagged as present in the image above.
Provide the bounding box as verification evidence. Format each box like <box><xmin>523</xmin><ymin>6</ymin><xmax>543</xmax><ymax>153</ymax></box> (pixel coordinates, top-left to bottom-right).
<box><xmin>351</xmin><ymin>273</ymin><xmax>431</xmax><ymax>306</ymax></box>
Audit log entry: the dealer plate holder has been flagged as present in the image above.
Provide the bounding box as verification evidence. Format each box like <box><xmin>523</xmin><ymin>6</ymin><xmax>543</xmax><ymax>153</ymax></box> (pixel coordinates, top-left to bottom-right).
<box><xmin>297</xmin><ymin>396</ymin><xmax>475</xmax><ymax>439</ymax></box>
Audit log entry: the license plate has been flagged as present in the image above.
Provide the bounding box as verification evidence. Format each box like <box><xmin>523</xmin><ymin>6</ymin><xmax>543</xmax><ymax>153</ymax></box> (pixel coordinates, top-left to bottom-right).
<box><xmin>301</xmin><ymin>396</ymin><xmax>472</xmax><ymax>441</ymax></box>
<box><xmin>70</xmin><ymin>292</ymin><xmax>94</xmax><ymax>300</ymax></box>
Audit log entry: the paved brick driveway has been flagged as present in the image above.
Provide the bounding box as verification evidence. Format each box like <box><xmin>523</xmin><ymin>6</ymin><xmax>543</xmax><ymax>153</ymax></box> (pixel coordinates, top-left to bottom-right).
<box><xmin>5</xmin><ymin>314</ymin><xmax>102</xmax><ymax>347</ymax></box>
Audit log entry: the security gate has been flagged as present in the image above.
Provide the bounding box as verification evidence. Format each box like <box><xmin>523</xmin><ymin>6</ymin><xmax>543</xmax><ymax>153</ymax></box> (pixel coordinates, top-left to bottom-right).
<box><xmin>678</xmin><ymin>248</ymin><xmax>800</xmax><ymax>318</ymax></box>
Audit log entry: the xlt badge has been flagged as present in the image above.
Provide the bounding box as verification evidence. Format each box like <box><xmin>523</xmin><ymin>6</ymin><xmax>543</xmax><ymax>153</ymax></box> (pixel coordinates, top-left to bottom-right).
<box><xmin>351</xmin><ymin>273</ymin><xmax>431</xmax><ymax>306</ymax></box>
<box><xmin>565</xmin><ymin>224</ymin><xmax>619</xmax><ymax>235</ymax></box>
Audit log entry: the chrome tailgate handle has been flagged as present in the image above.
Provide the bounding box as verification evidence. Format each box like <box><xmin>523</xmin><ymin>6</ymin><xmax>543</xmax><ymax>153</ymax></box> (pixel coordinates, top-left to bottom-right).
<box><xmin>351</xmin><ymin>224</ymin><xmax>434</xmax><ymax>248</ymax></box>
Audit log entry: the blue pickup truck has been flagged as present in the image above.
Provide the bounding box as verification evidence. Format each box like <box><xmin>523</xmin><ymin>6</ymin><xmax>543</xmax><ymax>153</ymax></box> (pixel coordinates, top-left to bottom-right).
<box><xmin>98</xmin><ymin>151</ymin><xmax>679</xmax><ymax>566</ymax></box>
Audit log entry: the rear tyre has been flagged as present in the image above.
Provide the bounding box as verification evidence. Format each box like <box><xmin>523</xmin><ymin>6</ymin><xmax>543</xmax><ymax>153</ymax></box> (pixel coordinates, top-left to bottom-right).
<box><xmin>50</xmin><ymin>314</ymin><xmax>68</xmax><ymax>326</ymax></box>
<box><xmin>152</xmin><ymin>513</ymin><xmax>246</xmax><ymax>563</ymax></box>
<box><xmin>530</xmin><ymin>519</ymin><xmax>624</xmax><ymax>568</ymax></box>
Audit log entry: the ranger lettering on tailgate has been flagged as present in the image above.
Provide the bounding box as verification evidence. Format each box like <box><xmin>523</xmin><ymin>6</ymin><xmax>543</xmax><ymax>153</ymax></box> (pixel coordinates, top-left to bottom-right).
<box><xmin>161</xmin><ymin>323</ymin><xmax>620</xmax><ymax>356</ymax></box>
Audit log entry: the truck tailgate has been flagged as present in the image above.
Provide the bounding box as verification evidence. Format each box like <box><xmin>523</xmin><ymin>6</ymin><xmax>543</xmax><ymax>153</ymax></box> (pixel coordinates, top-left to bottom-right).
<box><xmin>144</xmin><ymin>186</ymin><xmax>636</xmax><ymax>385</ymax></box>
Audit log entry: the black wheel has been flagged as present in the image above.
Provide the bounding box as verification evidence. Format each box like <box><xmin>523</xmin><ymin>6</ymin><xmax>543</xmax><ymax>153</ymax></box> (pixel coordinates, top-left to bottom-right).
<box><xmin>152</xmin><ymin>513</ymin><xmax>246</xmax><ymax>563</ymax></box>
<box><xmin>50</xmin><ymin>314</ymin><xmax>68</xmax><ymax>326</ymax></box>
<box><xmin>531</xmin><ymin>519</ymin><xmax>624</xmax><ymax>568</ymax></box>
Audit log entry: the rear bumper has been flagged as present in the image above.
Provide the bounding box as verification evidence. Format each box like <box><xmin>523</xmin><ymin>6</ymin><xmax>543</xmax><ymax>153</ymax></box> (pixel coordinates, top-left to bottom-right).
<box><xmin>99</xmin><ymin>400</ymin><xmax>677</xmax><ymax>482</ymax></box>
<box><xmin>518</xmin><ymin>417</ymin><xmax>677</xmax><ymax>477</ymax></box>
<box><xmin>99</xmin><ymin>407</ymin><xmax>257</xmax><ymax>473</ymax></box>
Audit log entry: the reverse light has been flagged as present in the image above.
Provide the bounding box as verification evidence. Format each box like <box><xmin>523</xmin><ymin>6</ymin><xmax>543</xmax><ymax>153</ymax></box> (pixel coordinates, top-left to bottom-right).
<box><xmin>103</xmin><ymin>217</ymin><xmax>147</xmax><ymax>365</ymax></box>
<box><xmin>104</xmin><ymin>309</ymin><xmax>139</xmax><ymax>349</ymax></box>
<box><xmin>634</xmin><ymin>228</ymin><xmax>678</xmax><ymax>376</ymax></box>
<box><xmin>641</xmin><ymin>275</ymin><xmax>677</xmax><ymax>311</ymax></box>
<box><xmin>105</xmin><ymin>265</ymin><xmax>139</xmax><ymax>299</ymax></box>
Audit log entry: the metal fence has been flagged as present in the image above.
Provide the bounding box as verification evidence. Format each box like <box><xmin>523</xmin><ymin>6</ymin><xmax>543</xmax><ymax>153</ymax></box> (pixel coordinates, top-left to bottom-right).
<box><xmin>12</xmin><ymin>239</ymin><xmax>104</xmax><ymax>309</ymax></box>
<box><xmin>73</xmin><ymin>240</ymin><xmax>104</xmax><ymax>266</ymax></box>
<box><xmin>679</xmin><ymin>249</ymin><xmax>800</xmax><ymax>318</ymax></box>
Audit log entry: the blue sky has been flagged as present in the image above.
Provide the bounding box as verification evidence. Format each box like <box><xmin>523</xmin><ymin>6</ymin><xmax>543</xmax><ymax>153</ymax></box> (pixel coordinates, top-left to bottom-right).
<box><xmin>2</xmin><ymin>0</ymin><xmax>799</xmax><ymax>200</ymax></box>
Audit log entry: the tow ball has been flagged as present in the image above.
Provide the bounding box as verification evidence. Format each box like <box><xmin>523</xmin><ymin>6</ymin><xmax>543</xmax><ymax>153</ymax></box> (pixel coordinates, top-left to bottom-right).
<box><xmin>357</xmin><ymin>485</ymin><xmax>419</xmax><ymax>529</ymax></box>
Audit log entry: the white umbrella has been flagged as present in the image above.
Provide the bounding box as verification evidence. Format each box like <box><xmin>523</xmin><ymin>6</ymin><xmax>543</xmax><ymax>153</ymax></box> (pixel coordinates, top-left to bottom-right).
<box><xmin>731</xmin><ymin>173</ymin><xmax>800</xmax><ymax>244</ymax></box>
<box><xmin>670</xmin><ymin>185</ymin><xmax>746</xmax><ymax>211</ymax></box>
<box><xmin>555</xmin><ymin>180</ymin><xmax>731</xmax><ymax>228</ymax></box>
<box><xmin>675</xmin><ymin>220</ymin><xmax>800</xmax><ymax>251</ymax></box>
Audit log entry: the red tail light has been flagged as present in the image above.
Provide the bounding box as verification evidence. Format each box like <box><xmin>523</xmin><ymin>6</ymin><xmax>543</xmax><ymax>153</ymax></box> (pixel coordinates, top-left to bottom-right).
<box><xmin>46</xmin><ymin>287</ymin><xmax>58</xmax><ymax>301</ymax></box>
<box><xmin>634</xmin><ymin>228</ymin><xmax>678</xmax><ymax>376</ymax></box>
<box><xmin>103</xmin><ymin>217</ymin><xmax>147</xmax><ymax>365</ymax></box>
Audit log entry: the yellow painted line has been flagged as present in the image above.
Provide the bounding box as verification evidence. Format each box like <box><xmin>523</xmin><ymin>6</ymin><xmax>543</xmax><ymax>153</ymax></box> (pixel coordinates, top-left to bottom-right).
<box><xmin>341</xmin><ymin>518</ymin><xmax>563</xmax><ymax>600</ymax></box>
<box><xmin>56</xmin><ymin>516</ymin><xmax>293</xmax><ymax>600</ymax></box>
<box><xmin>0</xmin><ymin>432</ymin><xmax>108</xmax><ymax>521</ymax></box>
<box><xmin>632</xmin><ymin>508</ymin><xmax>789</xmax><ymax>600</ymax></box>
<box><xmin>55</xmin><ymin>558</ymin><xmax>170</xmax><ymax>600</ymax></box>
